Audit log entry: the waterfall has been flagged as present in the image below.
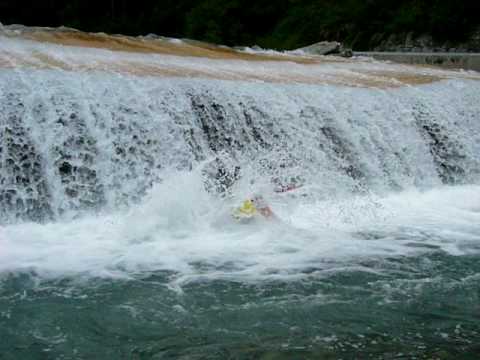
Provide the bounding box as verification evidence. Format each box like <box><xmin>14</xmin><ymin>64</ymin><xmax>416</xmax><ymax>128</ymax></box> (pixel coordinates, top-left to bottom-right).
<box><xmin>1</xmin><ymin>33</ymin><xmax>480</xmax><ymax>225</ymax></box>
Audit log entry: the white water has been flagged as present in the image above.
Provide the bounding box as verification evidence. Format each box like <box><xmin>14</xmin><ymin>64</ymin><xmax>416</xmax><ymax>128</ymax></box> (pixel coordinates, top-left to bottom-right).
<box><xmin>1</xmin><ymin>177</ymin><xmax>480</xmax><ymax>282</ymax></box>
<box><xmin>1</xmin><ymin>70</ymin><xmax>479</xmax><ymax>220</ymax></box>
<box><xmin>1</xmin><ymin>36</ymin><xmax>480</xmax><ymax>282</ymax></box>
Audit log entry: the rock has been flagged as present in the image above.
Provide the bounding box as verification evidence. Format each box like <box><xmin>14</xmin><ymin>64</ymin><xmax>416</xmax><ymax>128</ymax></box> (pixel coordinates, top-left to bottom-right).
<box><xmin>369</xmin><ymin>28</ymin><xmax>480</xmax><ymax>53</ymax></box>
<box><xmin>370</xmin><ymin>33</ymin><xmax>385</xmax><ymax>50</ymax></box>
<box><xmin>297</xmin><ymin>41</ymin><xmax>341</xmax><ymax>55</ymax></box>
<box><xmin>297</xmin><ymin>41</ymin><xmax>353</xmax><ymax>57</ymax></box>
<box><xmin>340</xmin><ymin>48</ymin><xmax>353</xmax><ymax>58</ymax></box>
<box><xmin>404</xmin><ymin>32</ymin><xmax>415</xmax><ymax>49</ymax></box>
<box><xmin>385</xmin><ymin>34</ymin><xmax>400</xmax><ymax>51</ymax></box>
<box><xmin>464</xmin><ymin>27</ymin><xmax>480</xmax><ymax>51</ymax></box>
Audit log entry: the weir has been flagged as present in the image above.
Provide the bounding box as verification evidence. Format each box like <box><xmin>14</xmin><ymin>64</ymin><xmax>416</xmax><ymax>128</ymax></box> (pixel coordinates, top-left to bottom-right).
<box><xmin>1</xmin><ymin>29</ymin><xmax>480</xmax><ymax>225</ymax></box>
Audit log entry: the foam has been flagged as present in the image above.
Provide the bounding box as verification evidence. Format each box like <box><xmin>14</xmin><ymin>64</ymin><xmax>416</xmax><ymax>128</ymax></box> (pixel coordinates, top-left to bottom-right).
<box><xmin>1</xmin><ymin>177</ymin><xmax>479</xmax><ymax>283</ymax></box>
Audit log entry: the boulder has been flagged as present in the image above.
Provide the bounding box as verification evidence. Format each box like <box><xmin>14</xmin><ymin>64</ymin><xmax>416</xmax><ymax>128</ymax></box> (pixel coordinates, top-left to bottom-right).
<box><xmin>340</xmin><ymin>48</ymin><xmax>353</xmax><ymax>58</ymax></box>
<box><xmin>404</xmin><ymin>32</ymin><xmax>415</xmax><ymax>49</ymax></box>
<box><xmin>415</xmin><ymin>34</ymin><xmax>434</xmax><ymax>50</ymax></box>
<box><xmin>297</xmin><ymin>41</ymin><xmax>341</xmax><ymax>55</ymax></box>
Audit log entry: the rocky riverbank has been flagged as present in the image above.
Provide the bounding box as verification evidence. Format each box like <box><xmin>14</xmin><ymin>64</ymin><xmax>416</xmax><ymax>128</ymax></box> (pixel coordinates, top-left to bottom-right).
<box><xmin>355</xmin><ymin>52</ymin><xmax>480</xmax><ymax>72</ymax></box>
<box><xmin>371</xmin><ymin>30</ymin><xmax>480</xmax><ymax>53</ymax></box>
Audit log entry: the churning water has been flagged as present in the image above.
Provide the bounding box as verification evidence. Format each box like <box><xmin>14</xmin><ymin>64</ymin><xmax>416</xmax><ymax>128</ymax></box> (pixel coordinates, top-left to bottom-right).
<box><xmin>1</xmin><ymin>32</ymin><xmax>480</xmax><ymax>358</ymax></box>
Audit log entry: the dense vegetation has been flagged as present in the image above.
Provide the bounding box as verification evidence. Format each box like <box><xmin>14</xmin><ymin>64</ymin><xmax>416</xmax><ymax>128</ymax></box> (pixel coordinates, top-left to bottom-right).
<box><xmin>0</xmin><ymin>0</ymin><xmax>478</xmax><ymax>50</ymax></box>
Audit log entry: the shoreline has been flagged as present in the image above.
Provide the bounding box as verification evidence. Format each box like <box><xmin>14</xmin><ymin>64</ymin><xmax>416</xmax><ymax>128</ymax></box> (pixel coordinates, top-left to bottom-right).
<box><xmin>355</xmin><ymin>52</ymin><xmax>480</xmax><ymax>72</ymax></box>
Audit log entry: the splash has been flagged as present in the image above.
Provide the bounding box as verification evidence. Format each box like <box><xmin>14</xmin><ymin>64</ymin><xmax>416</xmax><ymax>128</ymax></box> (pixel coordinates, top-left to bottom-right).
<box><xmin>1</xmin><ymin>168</ymin><xmax>479</xmax><ymax>282</ymax></box>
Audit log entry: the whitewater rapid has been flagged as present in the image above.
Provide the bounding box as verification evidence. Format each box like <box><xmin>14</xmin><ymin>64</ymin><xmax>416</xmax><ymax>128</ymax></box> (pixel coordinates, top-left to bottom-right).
<box><xmin>1</xmin><ymin>30</ymin><xmax>480</xmax><ymax>284</ymax></box>
<box><xmin>1</xmin><ymin>178</ymin><xmax>479</xmax><ymax>283</ymax></box>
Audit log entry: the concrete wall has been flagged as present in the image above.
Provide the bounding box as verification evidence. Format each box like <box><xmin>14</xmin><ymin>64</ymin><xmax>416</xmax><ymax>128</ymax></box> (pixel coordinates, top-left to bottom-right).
<box><xmin>355</xmin><ymin>52</ymin><xmax>480</xmax><ymax>72</ymax></box>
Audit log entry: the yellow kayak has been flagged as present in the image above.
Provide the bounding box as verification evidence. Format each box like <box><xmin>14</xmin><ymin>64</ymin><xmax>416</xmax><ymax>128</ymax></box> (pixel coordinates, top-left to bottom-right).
<box><xmin>232</xmin><ymin>199</ymin><xmax>257</xmax><ymax>221</ymax></box>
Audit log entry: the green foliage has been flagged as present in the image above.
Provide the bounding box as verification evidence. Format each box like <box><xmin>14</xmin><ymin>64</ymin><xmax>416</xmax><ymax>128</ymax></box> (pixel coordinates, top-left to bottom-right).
<box><xmin>0</xmin><ymin>0</ymin><xmax>478</xmax><ymax>50</ymax></box>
